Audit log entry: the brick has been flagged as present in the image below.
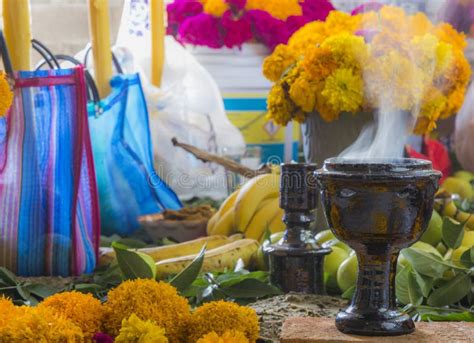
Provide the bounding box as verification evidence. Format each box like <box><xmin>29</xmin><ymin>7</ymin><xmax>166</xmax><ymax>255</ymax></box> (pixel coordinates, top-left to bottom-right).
<box><xmin>280</xmin><ymin>317</ymin><xmax>474</xmax><ymax>343</ymax></box>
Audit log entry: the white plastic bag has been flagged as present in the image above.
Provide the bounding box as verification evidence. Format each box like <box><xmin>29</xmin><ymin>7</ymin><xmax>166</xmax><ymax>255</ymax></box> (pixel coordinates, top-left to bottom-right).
<box><xmin>455</xmin><ymin>83</ymin><xmax>474</xmax><ymax>172</ymax></box>
<box><xmin>116</xmin><ymin>0</ymin><xmax>246</xmax><ymax>200</ymax></box>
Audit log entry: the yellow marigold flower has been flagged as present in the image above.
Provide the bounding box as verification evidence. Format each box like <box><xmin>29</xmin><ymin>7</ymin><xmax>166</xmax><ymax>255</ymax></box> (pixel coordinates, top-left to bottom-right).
<box><xmin>115</xmin><ymin>314</ymin><xmax>168</xmax><ymax>343</ymax></box>
<box><xmin>0</xmin><ymin>306</ymin><xmax>83</xmax><ymax>342</ymax></box>
<box><xmin>321</xmin><ymin>33</ymin><xmax>368</xmax><ymax>70</ymax></box>
<box><xmin>38</xmin><ymin>291</ymin><xmax>104</xmax><ymax>340</ymax></box>
<box><xmin>301</xmin><ymin>46</ymin><xmax>337</xmax><ymax>81</ymax></box>
<box><xmin>324</xmin><ymin>11</ymin><xmax>361</xmax><ymax>35</ymax></box>
<box><xmin>358</xmin><ymin>11</ymin><xmax>380</xmax><ymax>31</ymax></box>
<box><xmin>188</xmin><ymin>301</ymin><xmax>259</xmax><ymax>343</ymax></box>
<box><xmin>245</xmin><ymin>0</ymin><xmax>301</xmax><ymax>20</ymax></box>
<box><xmin>441</xmin><ymin>86</ymin><xmax>467</xmax><ymax>120</ymax></box>
<box><xmin>434</xmin><ymin>23</ymin><xmax>467</xmax><ymax>51</ymax></box>
<box><xmin>365</xmin><ymin>52</ymin><xmax>424</xmax><ymax>111</ymax></box>
<box><xmin>315</xmin><ymin>93</ymin><xmax>339</xmax><ymax>122</ymax></box>
<box><xmin>321</xmin><ymin>68</ymin><xmax>364</xmax><ymax>115</ymax></box>
<box><xmin>0</xmin><ymin>71</ymin><xmax>13</xmax><ymax>117</ymax></box>
<box><xmin>103</xmin><ymin>280</ymin><xmax>191</xmax><ymax>342</ymax></box>
<box><xmin>409</xmin><ymin>12</ymin><xmax>434</xmax><ymax>37</ymax></box>
<box><xmin>267</xmin><ymin>83</ymin><xmax>295</xmax><ymax>126</ymax></box>
<box><xmin>203</xmin><ymin>0</ymin><xmax>228</xmax><ymax>17</ymax></box>
<box><xmin>288</xmin><ymin>21</ymin><xmax>327</xmax><ymax>54</ymax></box>
<box><xmin>263</xmin><ymin>44</ymin><xmax>296</xmax><ymax>82</ymax></box>
<box><xmin>289</xmin><ymin>71</ymin><xmax>319</xmax><ymax>113</ymax></box>
<box><xmin>197</xmin><ymin>330</ymin><xmax>249</xmax><ymax>343</ymax></box>
<box><xmin>379</xmin><ymin>5</ymin><xmax>407</xmax><ymax>31</ymax></box>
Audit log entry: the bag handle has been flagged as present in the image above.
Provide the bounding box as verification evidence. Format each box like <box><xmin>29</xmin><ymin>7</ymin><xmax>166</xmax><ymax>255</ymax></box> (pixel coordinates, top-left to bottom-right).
<box><xmin>35</xmin><ymin>54</ymin><xmax>100</xmax><ymax>104</ymax></box>
<box><xmin>0</xmin><ymin>31</ymin><xmax>14</xmax><ymax>77</ymax></box>
<box><xmin>32</xmin><ymin>39</ymin><xmax>61</xmax><ymax>70</ymax></box>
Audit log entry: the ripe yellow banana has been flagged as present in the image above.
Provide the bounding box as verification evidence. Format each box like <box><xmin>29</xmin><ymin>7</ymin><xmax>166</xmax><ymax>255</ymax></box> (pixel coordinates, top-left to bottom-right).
<box><xmin>244</xmin><ymin>197</ymin><xmax>280</xmax><ymax>240</ymax></box>
<box><xmin>155</xmin><ymin>239</ymin><xmax>260</xmax><ymax>279</ymax></box>
<box><xmin>98</xmin><ymin>235</ymin><xmax>231</xmax><ymax>266</ymax></box>
<box><xmin>234</xmin><ymin>173</ymin><xmax>280</xmax><ymax>232</ymax></box>
<box><xmin>436</xmin><ymin>200</ymin><xmax>474</xmax><ymax>230</ymax></box>
<box><xmin>268</xmin><ymin>208</ymin><xmax>285</xmax><ymax>234</ymax></box>
<box><xmin>207</xmin><ymin>189</ymin><xmax>240</xmax><ymax>235</ymax></box>
<box><xmin>210</xmin><ymin>209</ymin><xmax>235</xmax><ymax>236</ymax></box>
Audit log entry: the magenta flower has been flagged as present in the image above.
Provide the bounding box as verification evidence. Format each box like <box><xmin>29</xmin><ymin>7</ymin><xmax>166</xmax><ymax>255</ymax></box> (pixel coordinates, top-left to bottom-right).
<box><xmin>248</xmin><ymin>10</ymin><xmax>290</xmax><ymax>50</ymax></box>
<box><xmin>221</xmin><ymin>11</ymin><xmax>253</xmax><ymax>48</ymax></box>
<box><xmin>286</xmin><ymin>15</ymin><xmax>310</xmax><ymax>36</ymax></box>
<box><xmin>93</xmin><ymin>333</ymin><xmax>114</xmax><ymax>343</ymax></box>
<box><xmin>178</xmin><ymin>13</ymin><xmax>224</xmax><ymax>48</ymax></box>
<box><xmin>302</xmin><ymin>0</ymin><xmax>335</xmax><ymax>21</ymax></box>
<box><xmin>351</xmin><ymin>2</ymin><xmax>383</xmax><ymax>15</ymax></box>
<box><xmin>167</xmin><ymin>0</ymin><xmax>203</xmax><ymax>36</ymax></box>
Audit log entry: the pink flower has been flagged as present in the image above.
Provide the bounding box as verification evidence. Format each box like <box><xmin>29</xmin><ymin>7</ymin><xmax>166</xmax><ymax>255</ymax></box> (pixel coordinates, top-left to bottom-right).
<box><xmin>286</xmin><ymin>15</ymin><xmax>310</xmax><ymax>36</ymax></box>
<box><xmin>221</xmin><ymin>11</ymin><xmax>253</xmax><ymax>48</ymax></box>
<box><xmin>93</xmin><ymin>333</ymin><xmax>114</xmax><ymax>343</ymax></box>
<box><xmin>351</xmin><ymin>2</ymin><xmax>383</xmax><ymax>15</ymax></box>
<box><xmin>248</xmin><ymin>10</ymin><xmax>289</xmax><ymax>50</ymax></box>
<box><xmin>301</xmin><ymin>0</ymin><xmax>335</xmax><ymax>21</ymax></box>
<box><xmin>167</xmin><ymin>0</ymin><xmax>203</xmax><ymax>36</ymax></box>
<box><xmin>178</xmin><ymin>13</ymin><xmax>225</xmax><ymax>48</ymax></box>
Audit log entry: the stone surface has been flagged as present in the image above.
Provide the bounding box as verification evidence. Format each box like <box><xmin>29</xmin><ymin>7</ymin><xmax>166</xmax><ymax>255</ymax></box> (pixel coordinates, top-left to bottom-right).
<box><xmin>280</xmin><ymin>317</ymin><xmax>474</xmax><ymax>343</ymax></box>
<box><xmin>250</xmin><ymin>294</ymin><xmax>347</xmax><ymax>342</ymax></box>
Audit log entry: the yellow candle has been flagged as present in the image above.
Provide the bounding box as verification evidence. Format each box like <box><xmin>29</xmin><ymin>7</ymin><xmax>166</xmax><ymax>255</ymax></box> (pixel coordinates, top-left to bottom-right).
<box><xmin>87</xmin><ymin>0</ymin><xmax>113</xmax><ymax>98</ymax></box>
<box><xmin>150</xmin><ymin>0</ymin><xmax>165</xmax><ymax>87</ymax></box>
<box><xmin>2</xmin><ymin>0</ymin><xmax>32</xmax><ymax>71</ymax></box>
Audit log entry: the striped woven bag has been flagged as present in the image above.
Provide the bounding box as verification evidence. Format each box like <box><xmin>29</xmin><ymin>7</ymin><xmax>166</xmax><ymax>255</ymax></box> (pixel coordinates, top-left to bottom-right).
<box><xmin>0</xmin><ymin>34</ymin><xmax>100</xmax><ymax>276</ymax></box>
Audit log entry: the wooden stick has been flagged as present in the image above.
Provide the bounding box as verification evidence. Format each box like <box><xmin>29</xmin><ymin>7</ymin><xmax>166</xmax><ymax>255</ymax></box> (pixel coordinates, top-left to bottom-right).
<box><xmin>172</xmin><ymin>137</ymin><xmax>271</xmax><ymax>179</ymax></box>
<box><xmin>150</xmin><ymin>0</ymin><xmax>165</xmax><ymax>87</ymax></box>
<box><xmin>88</xmin><ymin>0</ymin><xmax>113</xmax><ymax>98</ymax></box>
<box><xmin>2</xmin><ymin>0</ymin><xmax>32</xmax><ymax>71</ymax></box>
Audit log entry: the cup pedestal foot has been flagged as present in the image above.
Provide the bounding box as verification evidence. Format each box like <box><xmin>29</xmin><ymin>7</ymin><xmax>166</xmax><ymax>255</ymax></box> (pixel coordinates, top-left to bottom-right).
<box><xmin>335</xmin><ymin>307</ymin><xmax>415</xmax><ymax>336</ymax></box>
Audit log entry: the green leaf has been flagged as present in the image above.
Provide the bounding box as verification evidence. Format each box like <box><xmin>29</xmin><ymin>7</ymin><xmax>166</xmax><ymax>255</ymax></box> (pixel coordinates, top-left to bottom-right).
<box><xmin>442</xmin><ymin>217</ymin><xmax>465</xmax><ymax>249</ymax></box>
<box><xmin>461</xmin><ymin>247</ymin><xmax>474</xmax><ymax>268</ymax></box>
<box><xmin>24</xmin><ymin>283</ymin><xmax>57</xmax><ymax>299</ymax></box>
<box><xmin>112</xmin><ymin>242</ymin><xmax>156</xmax><ymax>280</ymax></box>
<box><xmin>0</xmin><ymin>267</ymin><xmax>18</xmax><ymax>286</ymax></box>
<box><xmin>419</xmin><ymin>310</ymin><xmax>474</xmax><ymax>322</ymax></box>
<box><xmin>116</xmin><ymin>238</ymin><xmax>148</xmax><ymax>249</ymax></box>
<box><xmin>413</xmin><ymin>270</ymin><xmax>434</xmax><ymax>298</ymax></box>
<box><xmin>222</xmin><ymin>278</ymin><xmax>282</xmax><ymax>299</ymax></box>
<box><xmin>169</xmin><ymin>245</ymin><xmax>206</xmax><ymax>292</ymax></box>
<box><xmin>341</xmin><ymin>285</ymin><xmax>355</xmax><ymax>300</ymax></box>
<box><xmin>401</xmin><ymin>248</ymin><xmax>449</xmax><ymax>278</ymax></box>
<box><xmin>397</xmin><ymin>265</ymin><xmax>423</xmax><ymax>306</ymax></box>
<box><xmin>217</xmin><ymin>271</ymin><xmax>268</xmax><ymax>286</ymax></box>
<box><xmin>427</xmin><ymin>273</ymin><xmax>472</xmax><ymax>307</ymax></box>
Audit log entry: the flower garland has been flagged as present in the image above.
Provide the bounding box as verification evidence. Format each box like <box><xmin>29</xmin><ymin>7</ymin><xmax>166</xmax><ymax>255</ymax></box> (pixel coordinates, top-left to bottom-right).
<box><xmin>0</xmin><ymin>71</ymin><xmax>13</xmax><ymax>116</ymax></box>
<box><xmin>263</xmin><ymin>6</ymin><xmax>471</xmax><ymax>135</ymax></box>
<box><xmin>167</xmin><ymin>0</ymin><xmax>335</xmax><ymax>50</ymax></box>
<box><xmin>0</xmin><ymin>280</ymin><xmax>260</xmax><ymax>343</ymax></box>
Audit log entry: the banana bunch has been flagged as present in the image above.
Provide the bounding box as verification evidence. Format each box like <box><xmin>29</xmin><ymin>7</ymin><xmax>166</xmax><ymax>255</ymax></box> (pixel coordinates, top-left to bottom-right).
<box><xmin>207</xmin><ymin>173</ymin><xmax>286</xmax><ymax>242</ymax></box>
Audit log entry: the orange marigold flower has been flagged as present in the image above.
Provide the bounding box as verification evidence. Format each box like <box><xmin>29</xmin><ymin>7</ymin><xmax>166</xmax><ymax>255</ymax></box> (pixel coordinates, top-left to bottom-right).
<box><xmin>409</xmin><ymin>12</ymin><xmax>434</xmax><ymax>37</ymax></box>
<box><xmin>263</xmin><ymin>44</ymin><xmax>296</xmax><ymax>82</ymax></box>
<box><xmin>324</xmin><ymin>11</ymin><xmax>361</xmax><ymax>35</ymax></box>
<box><xmin>103</xmin><ymin>279</ymin><xmax>190</xmax><ymax>342</ymax></box>
<box><xmin>288</xmin><ymin>21</ymin><xmax>327</xmax><ymax>54</ymax></box>
<box><xmin>39</xmin><ymin>291</ymin><xmax>105</xmax><ymax>340</ymax></box>
<box><xmin>434</xmin><ymin>23</ymin><xmax>467</xmax><ymax>51</ymax></box>
<box><xmin>0</xmin><ymin>306</ymin><xmax>83</xmax><ymax>342</ymax></box>
<box><xmin>197</xmin><ymin>330</ymin><xmax>249</xmax><ymax>343</ymax></box>
<box><xmin>188</xmin><ymin>301</ymin><xmax>259</xmax><ymax>343</ymax></box>
<box><xmin>301</xmin><ymin>46</ymin><xmax>337</xmax><ymax>81</ymax></box>
<box><xmin>0</xmin><ymin>71</ymin><xmax>13</xmax><ymax>116</ymax></box>
<box><xmin>203</xmin><ymin>0</ymin><xmax>228</xmax><ymax>17</ymax></box>
<box><xmin>245</xmin><ymin>0</ymin><xmax>301</xmax><ymax>20</ymax></box>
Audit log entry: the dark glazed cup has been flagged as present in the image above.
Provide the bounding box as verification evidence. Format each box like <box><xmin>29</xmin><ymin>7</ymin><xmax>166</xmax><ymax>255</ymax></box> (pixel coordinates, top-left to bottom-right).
<box><xmin>315</xmin><ymin>158</ymin><xmax>441</xmax><ymax>336</ymax></box>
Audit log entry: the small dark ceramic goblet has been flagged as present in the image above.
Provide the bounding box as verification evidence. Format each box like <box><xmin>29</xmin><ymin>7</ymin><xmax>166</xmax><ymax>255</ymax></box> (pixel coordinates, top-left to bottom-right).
<box><xmin>315</xmin><ymin>158</ymin><xmax>441</xmax><ymax>336</ymax></box>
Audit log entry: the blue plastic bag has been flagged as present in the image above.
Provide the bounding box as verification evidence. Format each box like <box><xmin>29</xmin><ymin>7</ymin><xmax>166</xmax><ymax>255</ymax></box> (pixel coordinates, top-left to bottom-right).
<box><xmin>88</xmin><ymin>74</ymin><xmax>182</xmax><ymax>236</ymax></box>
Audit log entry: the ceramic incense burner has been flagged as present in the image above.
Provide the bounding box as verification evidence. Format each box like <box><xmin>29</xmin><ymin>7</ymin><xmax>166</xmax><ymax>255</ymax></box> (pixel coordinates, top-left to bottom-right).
<box><xmin>315</xmin><ymin>158</ymin><xmax>441</xmax><ymax>336</ymax></box>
